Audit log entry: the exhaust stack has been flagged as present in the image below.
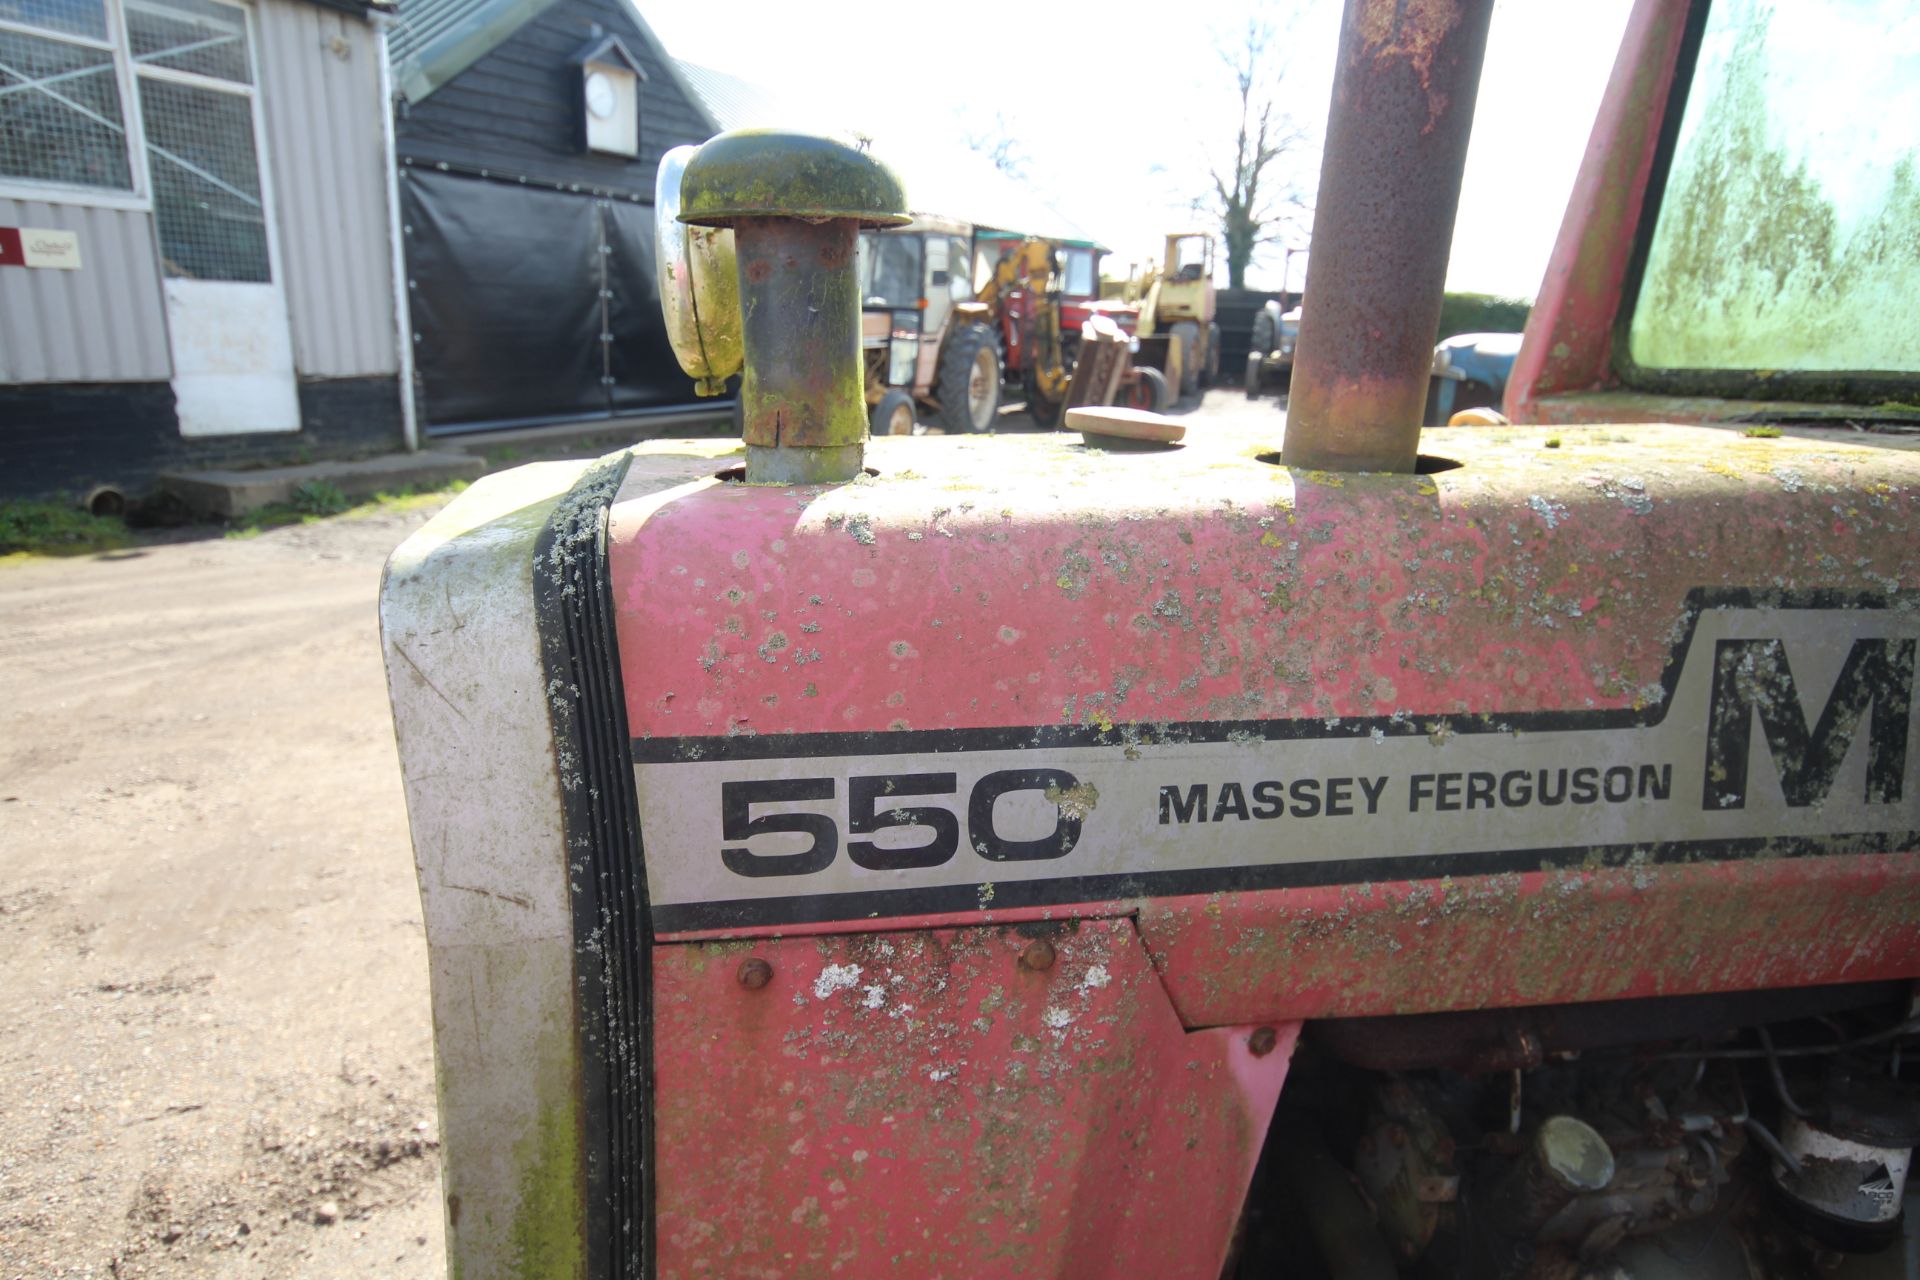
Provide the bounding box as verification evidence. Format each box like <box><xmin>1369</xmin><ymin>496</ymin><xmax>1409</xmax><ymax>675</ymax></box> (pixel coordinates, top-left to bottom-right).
<box><xmin>1284</xmin><ymin>0</ymin><xmax>1496</xmax><ymax>473</ymax></box>
<box><xmin>678</xmin><ymin>131</ymin><xmax>910</xmax><ymax>485</ymax></box>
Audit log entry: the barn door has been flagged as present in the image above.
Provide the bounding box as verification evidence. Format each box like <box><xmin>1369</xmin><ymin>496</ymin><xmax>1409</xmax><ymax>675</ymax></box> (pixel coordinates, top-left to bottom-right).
<box><xmin>132</xmin><ymin>0</ymin><xmax>298</xmax><ymax>436</ymax></box>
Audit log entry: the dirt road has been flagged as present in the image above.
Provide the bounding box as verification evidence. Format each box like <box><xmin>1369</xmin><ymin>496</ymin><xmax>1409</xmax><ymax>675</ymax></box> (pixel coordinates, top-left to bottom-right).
<box><xmin>0</xmin><ymin>389</ymin><xmax>1290</xmax><ymax>1279</ymax></box>
<box><xmin>1</xmin><ymin>507</ymin><xmax>447</xmax><ymax>1279</ymax></box>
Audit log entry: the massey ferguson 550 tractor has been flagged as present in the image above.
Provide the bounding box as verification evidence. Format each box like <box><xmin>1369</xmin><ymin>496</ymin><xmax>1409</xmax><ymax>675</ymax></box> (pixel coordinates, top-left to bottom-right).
<box><xmin>381</xmin><ymin>0</ymin><xmax>1920</xmax><ymax>1275</ymax></box>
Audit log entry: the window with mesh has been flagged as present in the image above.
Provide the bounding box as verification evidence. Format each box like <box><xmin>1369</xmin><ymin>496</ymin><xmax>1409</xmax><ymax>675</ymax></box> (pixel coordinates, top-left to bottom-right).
<box><xmin>127</xmin><ymin>0</ymin><xmax>247</xmax><ymax>84</ymax></box>
<box><xmin>139</xmin><ymin>76</ymin><xmax>267</xmax><ymax>280</ymax></box>
<box><xmin>0</xmin><ymin>25</ymin><xmax>131</xmax><ymax>189</ymax></box>
<box><xmin>0</xmin><ymin>0</ymin><xmax>107</xmax><ymax>41</ymax></box>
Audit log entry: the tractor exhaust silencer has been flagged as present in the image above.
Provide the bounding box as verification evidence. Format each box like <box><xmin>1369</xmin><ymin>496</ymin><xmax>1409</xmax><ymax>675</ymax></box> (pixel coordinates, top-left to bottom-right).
<box><xmin>1284</xmin><ymin>0</ymin><xmax>1496</xmax><ymax>473</ymax></box>
<box><xmin>678</xmin><ymin>131</ymin><xmax>910</xmax><ymax>485</ymax></box>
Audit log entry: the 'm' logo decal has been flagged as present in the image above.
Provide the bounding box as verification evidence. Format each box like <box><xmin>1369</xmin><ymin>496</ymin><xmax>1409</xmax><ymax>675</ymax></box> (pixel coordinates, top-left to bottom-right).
<box><xmin>1703</xmin><ymin>639</ymin><xmax>1914</xmax><ymax>810</ymax></box>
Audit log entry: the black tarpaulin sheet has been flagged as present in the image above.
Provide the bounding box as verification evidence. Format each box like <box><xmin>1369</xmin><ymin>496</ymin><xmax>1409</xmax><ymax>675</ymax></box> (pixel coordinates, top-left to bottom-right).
<box><xmin>403</xmin><ymin>169</ymin><xmax>704</xmax><ymax>432</ymax></box>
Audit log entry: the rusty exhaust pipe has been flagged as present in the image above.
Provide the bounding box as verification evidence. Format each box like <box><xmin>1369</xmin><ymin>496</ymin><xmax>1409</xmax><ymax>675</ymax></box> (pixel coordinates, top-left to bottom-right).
<box><xmin>1283</xmin><ymin>0</ymin><xmax>1496</xmax><ymax>473</ymax></box>
<box><xmin>679</xmin><ymin>131</ymin><xmax>909</xmax><ymax>485</ymax></box>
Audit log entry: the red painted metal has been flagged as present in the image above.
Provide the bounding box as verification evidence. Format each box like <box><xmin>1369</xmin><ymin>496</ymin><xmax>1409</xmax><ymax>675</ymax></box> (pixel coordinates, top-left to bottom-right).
<box><xmin>655</xmin><ymin>854</ymin><xmax>1920</xmax><ymax>1031</ymax></box>
<box><xmin>611</xmin><ymin>428</ymin><xmax>1916</xmax><ymax>740</ymax></box>
<box><xmin>1135</xmin><ymin>853</ymin><xmax>1920</xmax><ymax>1026</ymax></box>
<box><xmin>613</xmin><ymin>425</ymin><xmax>1920</xmax><ymax>1004</ymax></box>
<box><xmin>650</xmin><ymin>917</ymin><xmax>1298</xmax><ymax>1279</ymax></box>
<box><xmin>1504</xmin><ymin>0</ymin><xmax>1693</xmax><ymax>424</ymax></box>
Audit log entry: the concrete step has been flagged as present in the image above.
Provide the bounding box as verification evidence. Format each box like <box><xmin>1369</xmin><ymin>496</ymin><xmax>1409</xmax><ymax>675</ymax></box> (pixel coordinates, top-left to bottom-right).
<box><xmin>159</xmin><ymin>450</ymin><xmax>485</xmax><ymax>519</ymax></box>
<box><xmin>435</xmin><ymin>405</ymin><xmax>736</xmax><ymax>461</ymax></box>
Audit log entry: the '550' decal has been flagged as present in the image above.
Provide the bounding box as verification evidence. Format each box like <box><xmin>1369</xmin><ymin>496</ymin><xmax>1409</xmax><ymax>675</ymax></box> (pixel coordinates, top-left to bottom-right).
<box><xmin>721</xmin><ymin>771</ymin><xmax>1086</xmax><ymax>877</ymax></box>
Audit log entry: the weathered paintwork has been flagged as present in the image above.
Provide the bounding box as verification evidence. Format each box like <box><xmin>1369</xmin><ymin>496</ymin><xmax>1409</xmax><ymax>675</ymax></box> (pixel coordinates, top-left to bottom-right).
<box><xmin>382</xmin><ymin>445</ymin><xmax>745</xmax><ymax>1280</ymax></box>
<box><xmin>1134</xmin><ymin>853</ymin><xmax>1920</xmax><ymax>1025</ymax></box>
<box><xmin>1285</xmin><ymin>0</ymin><xmax>1496</xmax><ymax>472</ymax></box>
<box><xmin>611</xmin><ymin>425</ymin><xmax>1917</xmax><ymax>739</ymax></box>
<box><xmin>611</xmin><ymin>421</ymin><xmax>1920</xmax><ymax>1273</ymax></box>
<box><xmin>611</xmin><ymin>414</ymin><xmax>1920</xmax><ymax>961</ymax></box>
<box><xmin>651</xmin><ymin>855</ymin><xmax>1920</xmax><ymax>1026</ymax></box>
<box><xmin>650</xmin><ymin>916</ymin><xmax>1298</xmax><ymax>1279</ymax></box>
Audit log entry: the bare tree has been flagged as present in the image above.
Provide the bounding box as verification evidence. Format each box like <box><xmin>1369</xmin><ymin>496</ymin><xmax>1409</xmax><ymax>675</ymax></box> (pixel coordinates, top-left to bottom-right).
<box><xmin>1210</xmin><ymin>19</ymin><xmax>1309</xmax><ymax>289</ymax></box>
<box><xmin>963</xmin><ymin>111</ymin><xmax>1030</xmax><ymax>181</ymax></box>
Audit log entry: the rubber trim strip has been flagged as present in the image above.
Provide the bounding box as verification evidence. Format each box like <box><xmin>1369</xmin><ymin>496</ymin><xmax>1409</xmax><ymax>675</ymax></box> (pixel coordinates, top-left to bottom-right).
<box><xmin>534</xmin><ymin>451</ymin><xmax>651</xmax><ymax>1280</ymax></box>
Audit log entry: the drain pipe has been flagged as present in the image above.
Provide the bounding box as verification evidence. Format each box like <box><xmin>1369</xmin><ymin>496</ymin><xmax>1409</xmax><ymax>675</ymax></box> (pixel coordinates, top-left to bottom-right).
<box><xmin>1282</xmin><ymin>0</ymin><xmax>1497</xmax><ymax>473</ymax></box>
<box><xmin>373</xmin><ymin>11</ymin><xmax>420</xmax><ymax>454</ymax></box>
<box><xmin>678</xmin><ymin>131</ymin><xmax>909</xmax><ymax>485</ymax></box>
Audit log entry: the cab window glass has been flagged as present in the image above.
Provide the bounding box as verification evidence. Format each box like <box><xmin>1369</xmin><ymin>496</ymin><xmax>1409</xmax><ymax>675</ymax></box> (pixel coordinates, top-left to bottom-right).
<box><xmin>1628</xmin><ymin>0</ymin><xmax>1920</xmax><ymax>375</ymax></box>
<box><xmin>1059</xmin><ymin>248</ymin><xmax>1095</xmax><ymax>297</ymax></box>
<box><xmin>949</xmin><ymin>237</ymin><xmax>973</xmax><ymax>300</ymax></box>
<box><xmin>862</xmin><ymin>233</ymin><xmax>923</xmax><ymax>308</ymax></box>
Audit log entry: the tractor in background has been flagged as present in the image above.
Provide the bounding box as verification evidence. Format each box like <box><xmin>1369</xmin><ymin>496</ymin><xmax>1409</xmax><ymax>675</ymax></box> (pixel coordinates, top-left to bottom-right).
<box><xmin>861</xmin><ymin>225</ymin><xmax>1163</xmax><ymax>432</ymax></box>
<box><xmin>857</xmin><ymin>216</ymin><xmax>996</xmax><ymax>435</ymax></box>
<box><xmin>1130</xmin><ymin>231</ymin><xmax>1221</xmax><ymax>398</ymax></box>
<box><xmin>1244</xmin><ymin>299</ymin><xmax>1302</xmax><ymax>398</ymax></box>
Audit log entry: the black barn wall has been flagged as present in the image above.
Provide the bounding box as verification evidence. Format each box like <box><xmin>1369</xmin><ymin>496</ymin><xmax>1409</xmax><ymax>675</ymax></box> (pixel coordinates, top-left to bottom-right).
<box><xmin>395</xmin><ymin>0</ymin><xmax>714</xmax><ymax>431</ymax></box>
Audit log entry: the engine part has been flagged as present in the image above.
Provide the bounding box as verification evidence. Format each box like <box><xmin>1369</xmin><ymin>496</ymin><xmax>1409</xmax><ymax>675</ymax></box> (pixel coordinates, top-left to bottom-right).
<box><xmin>1475</xmin><ymin>1115</ymin><xmax>1616</xmax><ymax>1277</ymax></box>
<box><xmin>1768</xmin><ymin>1062</ymin><xmax>1920</xmax><ymax>1252</ymax></box>
<box><xmin>1312</xmin><ymin>983</ymin><xmax>1914</xmax><ymax>1074</ymax></box>
<box><xmin>1353</xmin><ymin>1079</ymin><xmax>1459</xmax><ymax>1262</ymax></box>
<box><xmin>1273</xmin><ymin>1119</ymin><xmax>1399</xmax><ymax>1280</ymax></box>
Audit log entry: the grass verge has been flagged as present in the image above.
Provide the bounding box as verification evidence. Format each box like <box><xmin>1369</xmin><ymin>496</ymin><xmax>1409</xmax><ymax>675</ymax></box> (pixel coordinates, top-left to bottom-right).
<box><xmin>224</xmin><ymin>480</ymin><xmax>468</xmax><ymax>538</ymax></box>
<box><xmin>0</xmin><ymin>499</ymin><xmax>132</xmax><ymax>558</ymax></box>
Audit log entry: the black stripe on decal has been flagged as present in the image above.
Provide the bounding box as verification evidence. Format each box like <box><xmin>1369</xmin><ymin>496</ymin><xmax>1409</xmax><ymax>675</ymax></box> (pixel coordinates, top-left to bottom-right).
<box><xmin>649</xmin><ymin>829</ymin><xmax>1916</xmax><ymax>934</ymax></box>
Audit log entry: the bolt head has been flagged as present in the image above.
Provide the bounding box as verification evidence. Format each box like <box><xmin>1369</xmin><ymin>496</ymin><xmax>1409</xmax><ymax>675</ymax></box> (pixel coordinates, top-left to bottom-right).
<box><xmin>1019</xmin><ymin>939</ymin><xmax>1056</xmax><ymax>971</ymax></box>
<box><xmin>1248</xmin><ymin>1026</ymin><xmax>1279</xmax><ymax>1057</ymax></box>
<box><xmin>737</xmin><ymin>957</ymin><xmax>773</xmax><ymax>990</ymax></box>
<box><xmin>679</xmin><ymin>130</ymin><xmax>909</xmax><ymax>229</ymax></box>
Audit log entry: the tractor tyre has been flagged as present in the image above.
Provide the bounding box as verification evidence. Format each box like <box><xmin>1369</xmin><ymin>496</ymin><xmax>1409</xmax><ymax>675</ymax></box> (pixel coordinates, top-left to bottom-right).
<box><xmin>1205</xmin><ymin>323</ymin><xmax>1221</xmax><ymax>386</ymax></box>
<box><xmin>1024</xmin><ymin>370</ymin><xmax>1067</xmax><ymax>428</ymax></box>
<box><xmin>870</xmin><ymin>388</ymin><xmax>916</xmax><ymax>436</ymax></box>
<box><xmin>938</xmin><ymin>323</ymin><xmax>1002</xmax><ymax>434</ymax></box>
<box><xmin>1126</xmin><ymin>366</ymin><xmax>1172</xmax><ymax>414</ymax></box>
<box><xmin>1250</xmin><ymin>305</ymin><xmax>1276</xmax><ymax>356</ymax></box>
<box><xmin>1171</xmin><ymin>321</ymin><xmax>1201</xmax><ymax>397</ymax></box>
<box><xmin>1244</xmin><ymin>353</ymin><xmax>1263</xmax><ymax>399</ymax></box>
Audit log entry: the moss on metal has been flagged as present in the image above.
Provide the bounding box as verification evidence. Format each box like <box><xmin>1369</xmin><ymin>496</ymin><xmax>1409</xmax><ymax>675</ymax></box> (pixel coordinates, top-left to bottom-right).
<box><xmin>1629</xmin><ymin>3</ymin><xmax>1920</xmax><ymax>375</ymax></box>
<box><xmin>679</xmin><ymin>130</ymin><xmax>909</xmax><ymax>230</ymax></box>
<box><xmin>507</xmin><ymin>1093</ymin><xmax>585</xmax><ymax>1280</ymax></box>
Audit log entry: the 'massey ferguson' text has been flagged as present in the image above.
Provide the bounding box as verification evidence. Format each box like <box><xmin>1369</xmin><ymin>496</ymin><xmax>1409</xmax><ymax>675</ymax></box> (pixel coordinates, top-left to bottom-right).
<box><xmin>1158</xmin><ymin>764</ymin><xmax>1674</xmax><ymax>825</ymax></box>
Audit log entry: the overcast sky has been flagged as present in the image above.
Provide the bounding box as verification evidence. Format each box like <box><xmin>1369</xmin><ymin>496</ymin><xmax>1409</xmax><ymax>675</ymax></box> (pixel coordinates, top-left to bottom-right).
<box><xmin>645</xmin><ymin>1</ymin><xmax>1636</xmax><ymax>299</ymax></box>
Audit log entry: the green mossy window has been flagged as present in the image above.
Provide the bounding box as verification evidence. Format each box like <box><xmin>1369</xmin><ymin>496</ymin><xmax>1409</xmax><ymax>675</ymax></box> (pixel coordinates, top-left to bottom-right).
<box><xmin>1628</xmin><ymin>0</ymin><xmax>1920</xmax><ymax>377</ymax></box>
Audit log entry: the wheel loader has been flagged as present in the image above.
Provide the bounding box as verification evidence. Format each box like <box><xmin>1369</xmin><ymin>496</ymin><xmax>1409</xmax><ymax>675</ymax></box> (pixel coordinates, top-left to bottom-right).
<box><xmin>380</xmin><ymin>2</ymin><xmax>1920</xmax><ymax>1275</ymax></box>
<box><xmin>1129</xmin><ymin>231</ymin><xmax>1221</xmax><ymax>400</ymax></box>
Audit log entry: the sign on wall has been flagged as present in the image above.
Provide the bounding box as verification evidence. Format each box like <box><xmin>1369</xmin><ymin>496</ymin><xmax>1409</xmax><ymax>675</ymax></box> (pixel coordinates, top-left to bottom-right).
<box><xmin>0</xmin><ymin>228</ymin><xmax>83</xmax><ymax>270</ymax></box>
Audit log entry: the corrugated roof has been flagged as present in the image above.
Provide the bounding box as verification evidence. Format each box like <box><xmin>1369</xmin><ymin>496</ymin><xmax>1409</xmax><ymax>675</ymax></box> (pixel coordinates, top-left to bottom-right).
<box><xmin>672</xmin><ymin>60</ymin><xmax>798</xmax><ymax>134</ymax></box>
<box><xmin>387</xmin><ymin>0</ymin><xmax>718</xmax><ymax>124</ymax></box>
<box><xmin>388</xmin><ymin>0</ymin><xmax>561</xmax><ymax>102</ymax></box>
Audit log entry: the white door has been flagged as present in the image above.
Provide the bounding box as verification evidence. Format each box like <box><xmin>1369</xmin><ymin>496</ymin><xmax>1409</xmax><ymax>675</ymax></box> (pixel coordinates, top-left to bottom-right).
<box><xmin>131</xmin><ymin>0</ymin><xmax>297</xmax><ymax>436</ymax></box>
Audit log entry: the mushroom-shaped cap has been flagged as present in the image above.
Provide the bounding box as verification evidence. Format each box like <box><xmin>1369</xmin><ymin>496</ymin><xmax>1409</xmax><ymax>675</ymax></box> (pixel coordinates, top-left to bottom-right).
<box><xmin>679</xmin><ymin>129</ymin><xmax>909</xmax><ymax>229</ymax></box>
